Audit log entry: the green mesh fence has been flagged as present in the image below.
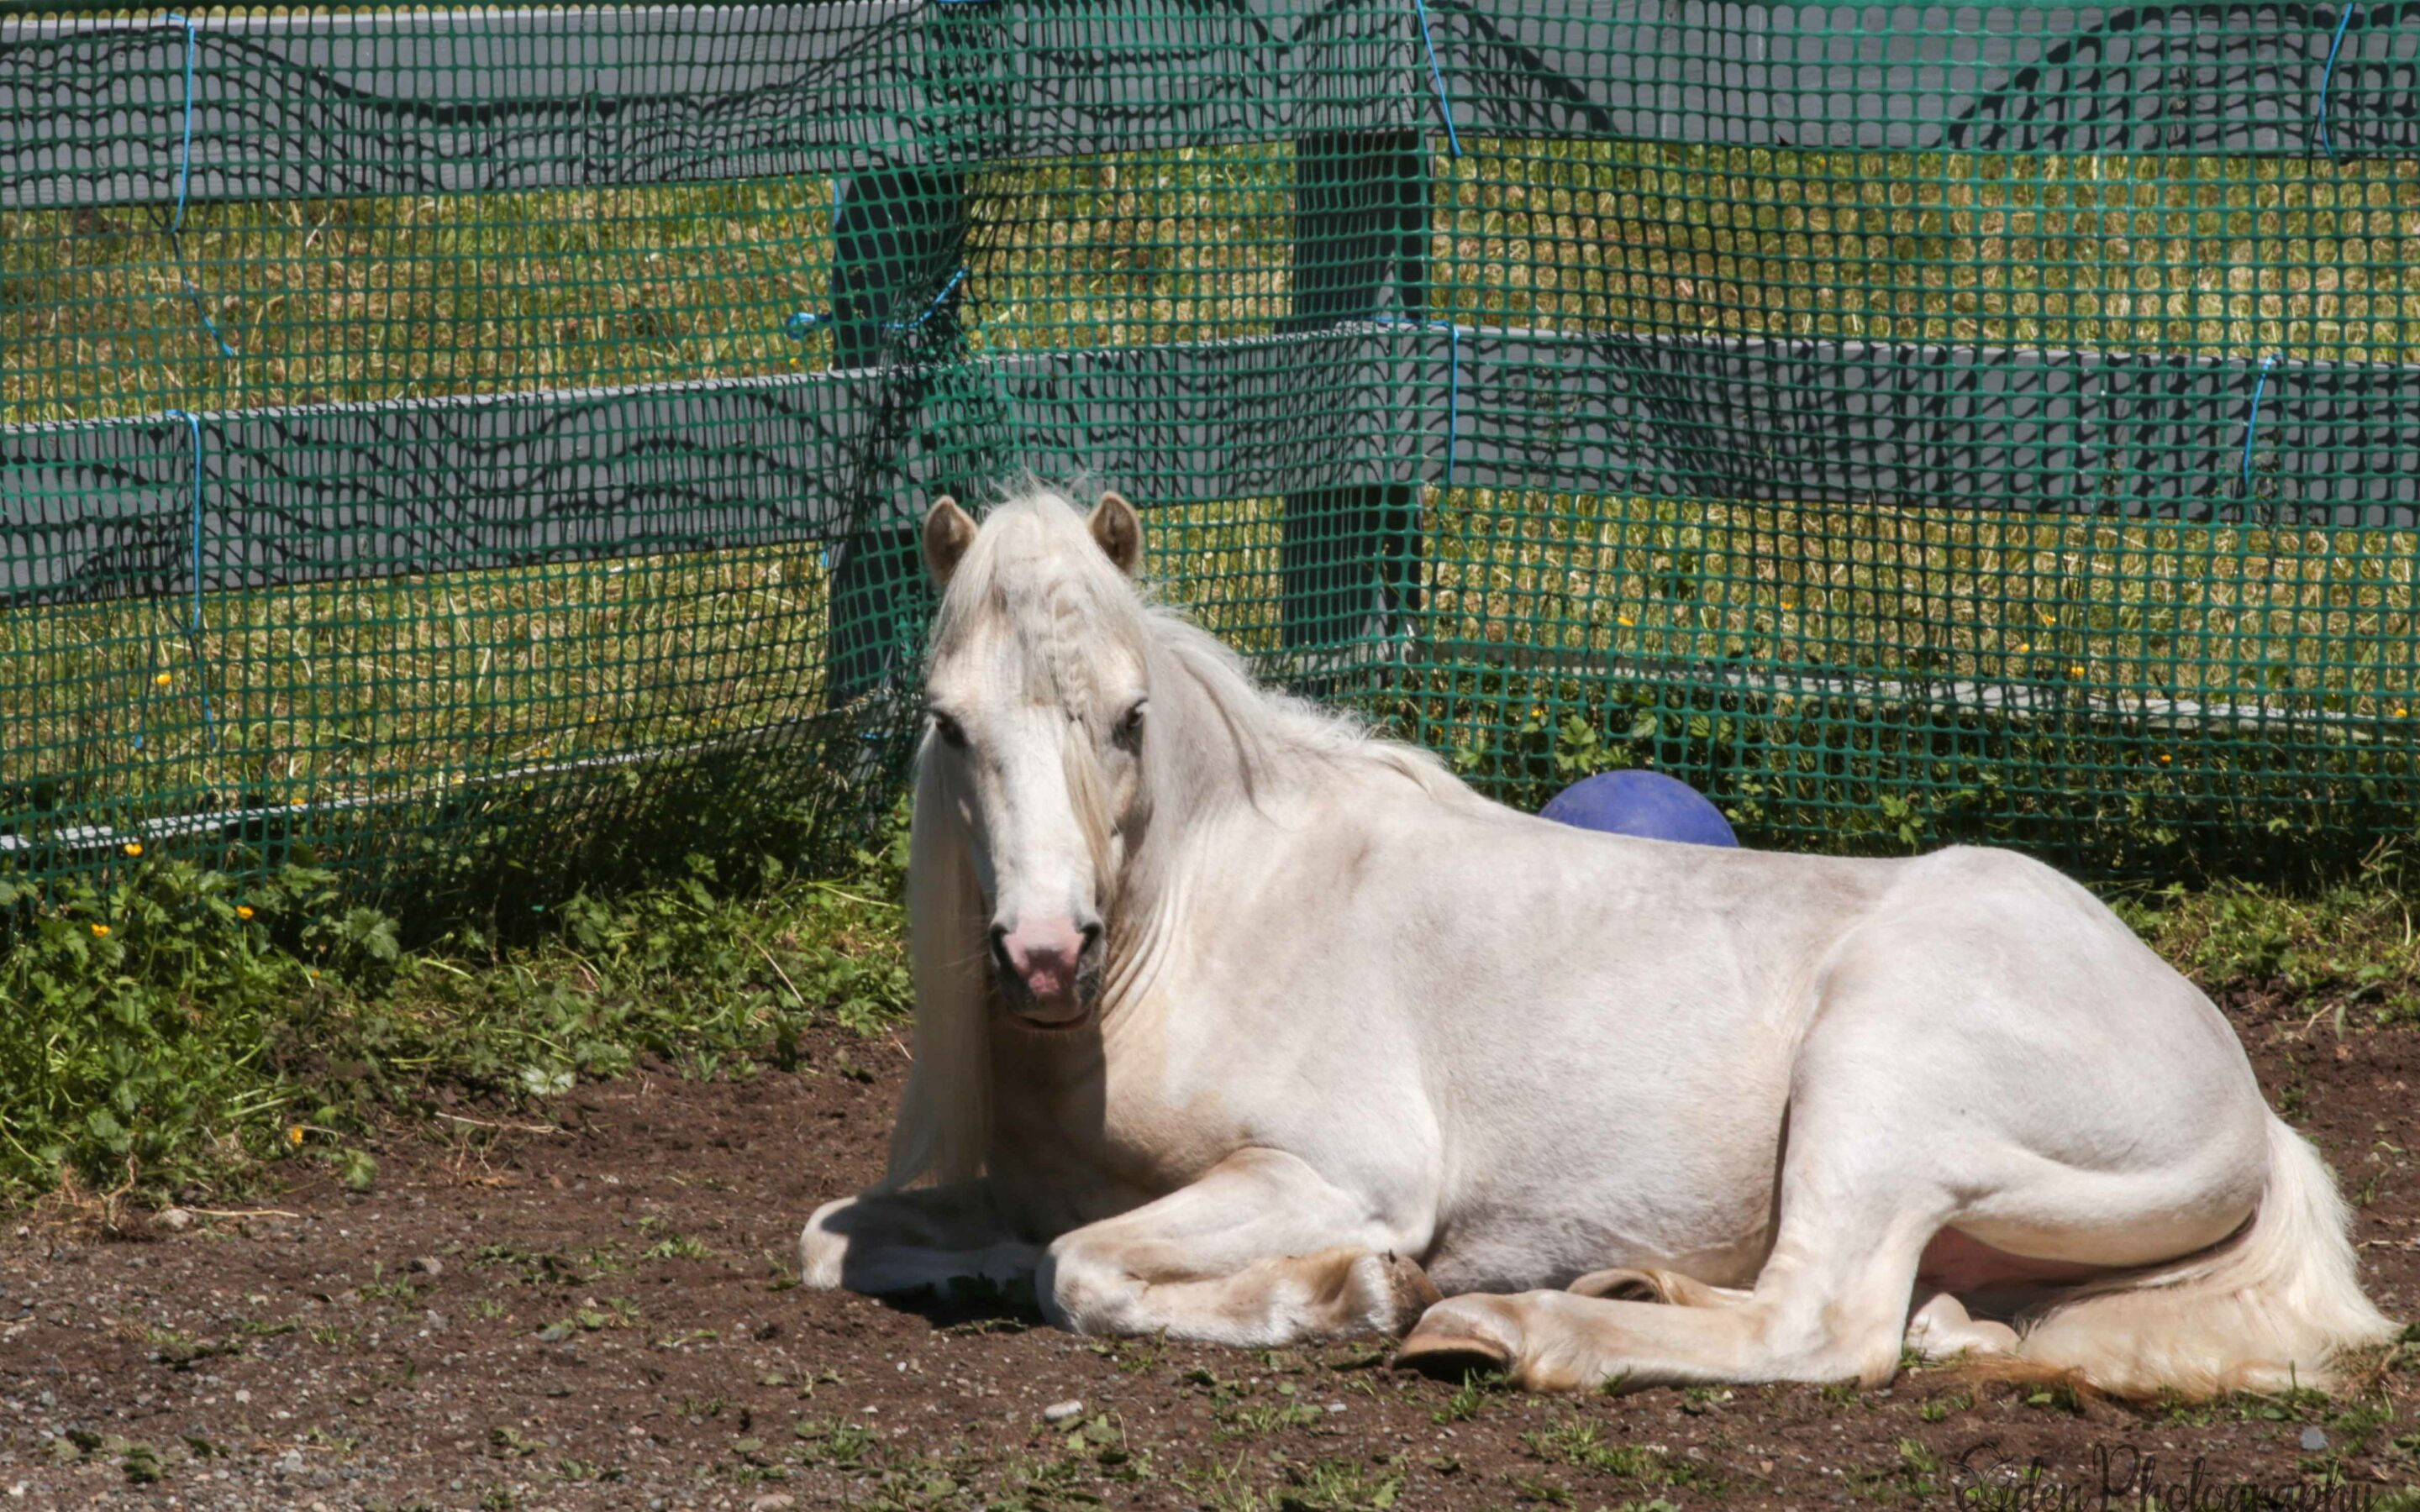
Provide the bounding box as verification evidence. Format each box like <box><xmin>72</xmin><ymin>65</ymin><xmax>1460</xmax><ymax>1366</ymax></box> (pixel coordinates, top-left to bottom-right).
<box><xmin>3</xmin><ymin>1</ymin><xmax>2418</xmax><ymax>907</ymax></box>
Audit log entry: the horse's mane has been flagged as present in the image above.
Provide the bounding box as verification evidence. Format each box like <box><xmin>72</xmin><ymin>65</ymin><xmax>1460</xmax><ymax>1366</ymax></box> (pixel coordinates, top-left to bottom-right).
<box><xmin>879</xmin><ymin>490</ymin><xmax>1473</xmax><ymax>1189</ymax></box>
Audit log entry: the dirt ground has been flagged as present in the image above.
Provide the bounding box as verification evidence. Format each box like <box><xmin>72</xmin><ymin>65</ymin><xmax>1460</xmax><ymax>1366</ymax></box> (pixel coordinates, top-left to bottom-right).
<box><xmin>5</xmin><ymin>991</ymin><xmax>2417</xmax><ymax>1512</ymax></box>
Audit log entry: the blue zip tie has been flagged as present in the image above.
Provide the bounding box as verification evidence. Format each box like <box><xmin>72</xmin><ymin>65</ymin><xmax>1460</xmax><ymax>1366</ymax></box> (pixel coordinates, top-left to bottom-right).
<box><xmin>1411</xmin><ymin>0</ymin><xmax>1463</xmax><ymax>156</ymax></box>
<box><xmin>165</xmin><ymin>409</ymin><xmax>217</xmax><ymax>747</ymax></box>
<box><xmin>2317</xmin><ymin>3</ymin><xmax>2359</xmax><ymax>160</ymax></box>
<box><xmin>166</xmin><ymin>13</ymin><xmax>198</xmax><ymax>227</ymax></box>
<box><xmin>164</xmin><ymin>13</ymin><xmax>238</xmax><ymax>359</ymax></box>
<box><xmin>1444</xmin><ymin>323</ymin><xmax>1460</xmax><ymax>488</ymax></box>
<box><xmin>1372</xmin><ymin>316</ymin><xmax>1464</xmax><ymax>489</ymax></box>
<box><xmin>2242</xmin><ymin>354</ymin><xmax>2280</xmax><ymax>494</ymax></box>
<box><xmin>886</xmin><ymin>266</ymin><xmax>966</xmax><ymax>333</ymax></box>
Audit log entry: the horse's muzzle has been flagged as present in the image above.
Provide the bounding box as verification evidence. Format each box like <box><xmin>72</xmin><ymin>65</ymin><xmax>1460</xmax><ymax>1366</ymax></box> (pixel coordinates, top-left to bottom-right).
<box><xmin>989</xmin><ymin>916</ymin><xmax>1105</xmax><ymax>1028</ymax></box>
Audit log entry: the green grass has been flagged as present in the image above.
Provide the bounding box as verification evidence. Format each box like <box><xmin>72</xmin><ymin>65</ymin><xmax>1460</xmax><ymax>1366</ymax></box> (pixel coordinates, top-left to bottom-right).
<box><xmin>1376</xmin><ymin>491</ymin><xmax>2420</xmax><ymax>875</ymax></box>
<box><xmin>1432</xmin><ymin>143</ymin><xmax>2420</xmax><ymax>363</ymax></box>
<box><xmin>1522</xmin><ymin>1417</ymin><xmax>1707</xmax><ymax>1493</ymax></box>
<box><xmin>3</xmin><ymin>181</ymin><xmax>842</xmax><ymax>423</ymax></box>
<box><xmin>10</xmin><ymin>146</ymin><xmax>2413</xmax><ymax>423</ymax></box>
<box><xmin>1</xmin><ymin>543</ymin><xmax>837</xmax><ymax>818</ymax></box>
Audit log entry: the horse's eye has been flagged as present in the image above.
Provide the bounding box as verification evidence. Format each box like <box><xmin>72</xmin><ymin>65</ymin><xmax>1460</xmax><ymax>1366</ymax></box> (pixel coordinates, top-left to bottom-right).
<box><xmin>1113</xmin><ymin>701</ymin><xmax>1146</xmax><ymax>750</ymax></box>
<box><xmin>929</xmin><ymin>711</ymin><xmax>967</xmax><ymax>749</ymax></box>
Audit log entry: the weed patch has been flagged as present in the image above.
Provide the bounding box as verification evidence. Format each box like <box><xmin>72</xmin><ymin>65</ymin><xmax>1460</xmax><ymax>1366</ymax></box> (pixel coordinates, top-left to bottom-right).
<box><xmin>1523</xmin><ymin>1419</ymin><xmax>1709</xmax><ymax>1494</ymax></box>
<box><xmin>0</xmin><ymin>807</ymin><xmax>911</xmax><ymax>1205</ymax></box>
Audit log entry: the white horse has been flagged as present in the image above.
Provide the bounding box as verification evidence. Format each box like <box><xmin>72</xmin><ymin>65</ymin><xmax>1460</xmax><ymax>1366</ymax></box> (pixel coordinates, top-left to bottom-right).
<box><xmin>802</xmin><ymin>486</ymin><xmax>2397</xmax><ymax>1396</ymax></box>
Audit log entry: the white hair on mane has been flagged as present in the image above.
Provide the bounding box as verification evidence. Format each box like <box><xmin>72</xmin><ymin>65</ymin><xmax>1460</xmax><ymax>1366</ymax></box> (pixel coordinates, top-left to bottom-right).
<box><xmin>879</xmin><ymin>487</ymin><xmax>1473</xmax><ymax>1189</ymax></box>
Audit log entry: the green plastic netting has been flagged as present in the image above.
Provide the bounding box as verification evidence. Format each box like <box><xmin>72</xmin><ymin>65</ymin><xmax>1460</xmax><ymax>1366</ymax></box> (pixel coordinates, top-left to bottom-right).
<box><xmin>3</xmin><ymin>1</ymin><xmax>2417</xmax><ymax>908</ymax></box>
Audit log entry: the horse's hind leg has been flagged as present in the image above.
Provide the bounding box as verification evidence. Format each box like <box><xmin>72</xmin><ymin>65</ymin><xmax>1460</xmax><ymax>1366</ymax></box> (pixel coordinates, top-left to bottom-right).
<box><xmin>1402</xmin><ymin>983</ymin><xmax>1970</xmax><ymax>1390</ymax></box>
<box><xmin>1563</xmin><ymin>1269</ymin><xmax>2017</xmax><ymax>1365</ymax></box>
<box><xmin>1403</xmin><ymin>1175</ymin><xmax>1944</xmax><ymax>1391</ymax></box>
<box><xmin>1402</xmin><ymin>908</ymin><xmax>2269</xmax><ymax>1393</ymax></box>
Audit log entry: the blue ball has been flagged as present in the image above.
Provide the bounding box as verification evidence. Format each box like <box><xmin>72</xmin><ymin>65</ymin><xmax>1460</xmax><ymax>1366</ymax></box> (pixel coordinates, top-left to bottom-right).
<box><xmin>1540</xmin><ymin>769</ymin><xmax>1738</xmax><ymax>848</ymax></box>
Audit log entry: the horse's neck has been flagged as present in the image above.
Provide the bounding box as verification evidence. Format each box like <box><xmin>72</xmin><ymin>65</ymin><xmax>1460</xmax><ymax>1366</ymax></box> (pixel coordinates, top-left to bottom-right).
<box><xmin>973</xmin><ymin>648</ymin><xmax>1370</xmax><ymax>1187</ymax></box>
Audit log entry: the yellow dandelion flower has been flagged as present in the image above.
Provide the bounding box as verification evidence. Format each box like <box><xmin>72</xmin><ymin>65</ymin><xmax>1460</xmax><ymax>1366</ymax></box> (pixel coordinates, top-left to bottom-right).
<box><xmin>236</xmin><ymin>905</ymin><xmax>255</xmax><ymax>921</ymax></box>
<box><xmin>122</xmin><ymin>841</ymin><xmax>143</xmax><ymax>858</ymax></box>
<box><xmin>2157</xmin><ymin>753</ymin><xmax>2173</xmax><ymax>764</ymax></box>
<box><xmin>287</xmin><ymin>1125</ymin><xmax>305</xmax><ymax>1148</ymax></box>
<box><xmin>2069</xmin><ymin>664</ymin><xmax>2086</xmax><ymax>678</ymax></box>
<box><xmin>154</xmin><ymin>671</ymin><xmax>174</xmax><ymax>688</ymax></box>
<box><xmin>2015</xmin><ymin>643</ymin><xmax>2030</xmax><ymax>654</ymax></box>
<box><xmin>90</xmin><ymin>923</ymin><xmax>110</xmax><ymax>938</ymax></box>
<box><xmin>1618</xmin><ymin>616</ymin><xmax>1635</xmax><ymax>627</ymax></box>
<box><xmin>2394</xmin><ymin>706</ymin><xmax>2409</xmax><ymax>719</ymax></box>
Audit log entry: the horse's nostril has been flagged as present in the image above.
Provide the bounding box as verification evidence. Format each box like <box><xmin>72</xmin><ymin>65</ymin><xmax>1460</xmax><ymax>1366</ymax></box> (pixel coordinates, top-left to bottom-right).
<box><xmin>1078</xmin><ymin>920</ymin><xmax>1104</xmax><ymax>953</ymax></box>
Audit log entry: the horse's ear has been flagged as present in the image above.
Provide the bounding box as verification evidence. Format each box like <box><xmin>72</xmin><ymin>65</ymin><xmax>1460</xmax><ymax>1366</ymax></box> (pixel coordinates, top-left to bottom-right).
<box><xmin>922</xmin><ymin>496</ymin><xmax>977</xmax><ymax>587</ymax></box>
<box><xmin>1089</xmin><ymin>491</ymin><xmax>1144</xmax><ymax>576</ymax></box>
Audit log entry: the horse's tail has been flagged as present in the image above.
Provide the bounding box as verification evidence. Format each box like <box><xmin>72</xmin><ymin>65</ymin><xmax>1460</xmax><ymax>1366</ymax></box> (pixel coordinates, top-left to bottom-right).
<box><xmin>2014</xmin><ymin>1116</ymin><xmax>2399</xmax><ymax>1397</ymax></box>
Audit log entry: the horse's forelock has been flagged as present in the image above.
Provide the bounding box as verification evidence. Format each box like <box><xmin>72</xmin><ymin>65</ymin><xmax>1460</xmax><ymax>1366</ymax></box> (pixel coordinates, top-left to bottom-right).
<box><xmin>931</xmin><ymin>491</ymin><xmax>1156</xmax><ymax>707</ymax></box>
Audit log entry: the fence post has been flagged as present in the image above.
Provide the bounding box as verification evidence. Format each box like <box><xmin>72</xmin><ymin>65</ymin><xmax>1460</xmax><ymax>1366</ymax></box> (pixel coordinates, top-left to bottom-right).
<box><xmin>822</xmin><ymin>167</ymin><xmax>971</xmax><ymax>708</ymax></box>
<box><xmin>1278</xmin><ymin>130</ymin><xmax>1429</xmax><ymax>680</ymax></box>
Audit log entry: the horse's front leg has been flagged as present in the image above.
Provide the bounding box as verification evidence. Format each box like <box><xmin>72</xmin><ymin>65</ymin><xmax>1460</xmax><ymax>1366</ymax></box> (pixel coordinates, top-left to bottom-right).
<box><xmin>1039</xmin><ymin>1147</ymin><xmax>1438</xmax><ymax>1347</ymax></box>
<box><xmin>801</xmin><ymin>1181</ymin><xmax>1039</xmax><ymax>1295</ymax></box>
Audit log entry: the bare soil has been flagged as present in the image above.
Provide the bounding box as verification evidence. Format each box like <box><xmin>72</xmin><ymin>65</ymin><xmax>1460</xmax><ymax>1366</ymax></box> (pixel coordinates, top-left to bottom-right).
<box><xmin>5</xmin><ymin>994</ymin><xmax>2417</xmax><ymax>1512</ymax></box>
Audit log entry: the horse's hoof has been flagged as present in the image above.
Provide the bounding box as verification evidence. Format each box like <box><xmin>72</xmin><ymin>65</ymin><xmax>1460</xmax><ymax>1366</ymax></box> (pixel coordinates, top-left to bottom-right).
<box><xmin>1567</xmin><ymin>1268</ymin><xmax>1665</xmax><ymax>1302</ymax></box>
<box><xmin>1903</xmin><ymin>1292</ymin><xmax>2021</xmax><ymax>1362</ymax></box>
<box><xmin>1395</xmin><ymin>1298</ymin><xmax>1518</xmax><ymax>1379</ymax></box>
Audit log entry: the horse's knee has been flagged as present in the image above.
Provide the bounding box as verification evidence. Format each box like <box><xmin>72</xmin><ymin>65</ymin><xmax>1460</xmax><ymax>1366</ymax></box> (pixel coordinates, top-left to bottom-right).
<box><xmin>1038</xmin><ymin>1236</ymin><xmax>1133</xmax><ymax>1335</ymax></box>
<box><xmin>799</xmin><ymin>1195</ymin><xmax>859</xmax><ymax>1289</ymax></box>
<box><xmin>1760</xmin><ymin>1291</ymin><xmax>1910</xmax><ymax>1389</ymax></box>
<box><xmin>1042</xmin><ymin>1238</ymin><xmax>1429</xmax><ymax>1342</ymax></box>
